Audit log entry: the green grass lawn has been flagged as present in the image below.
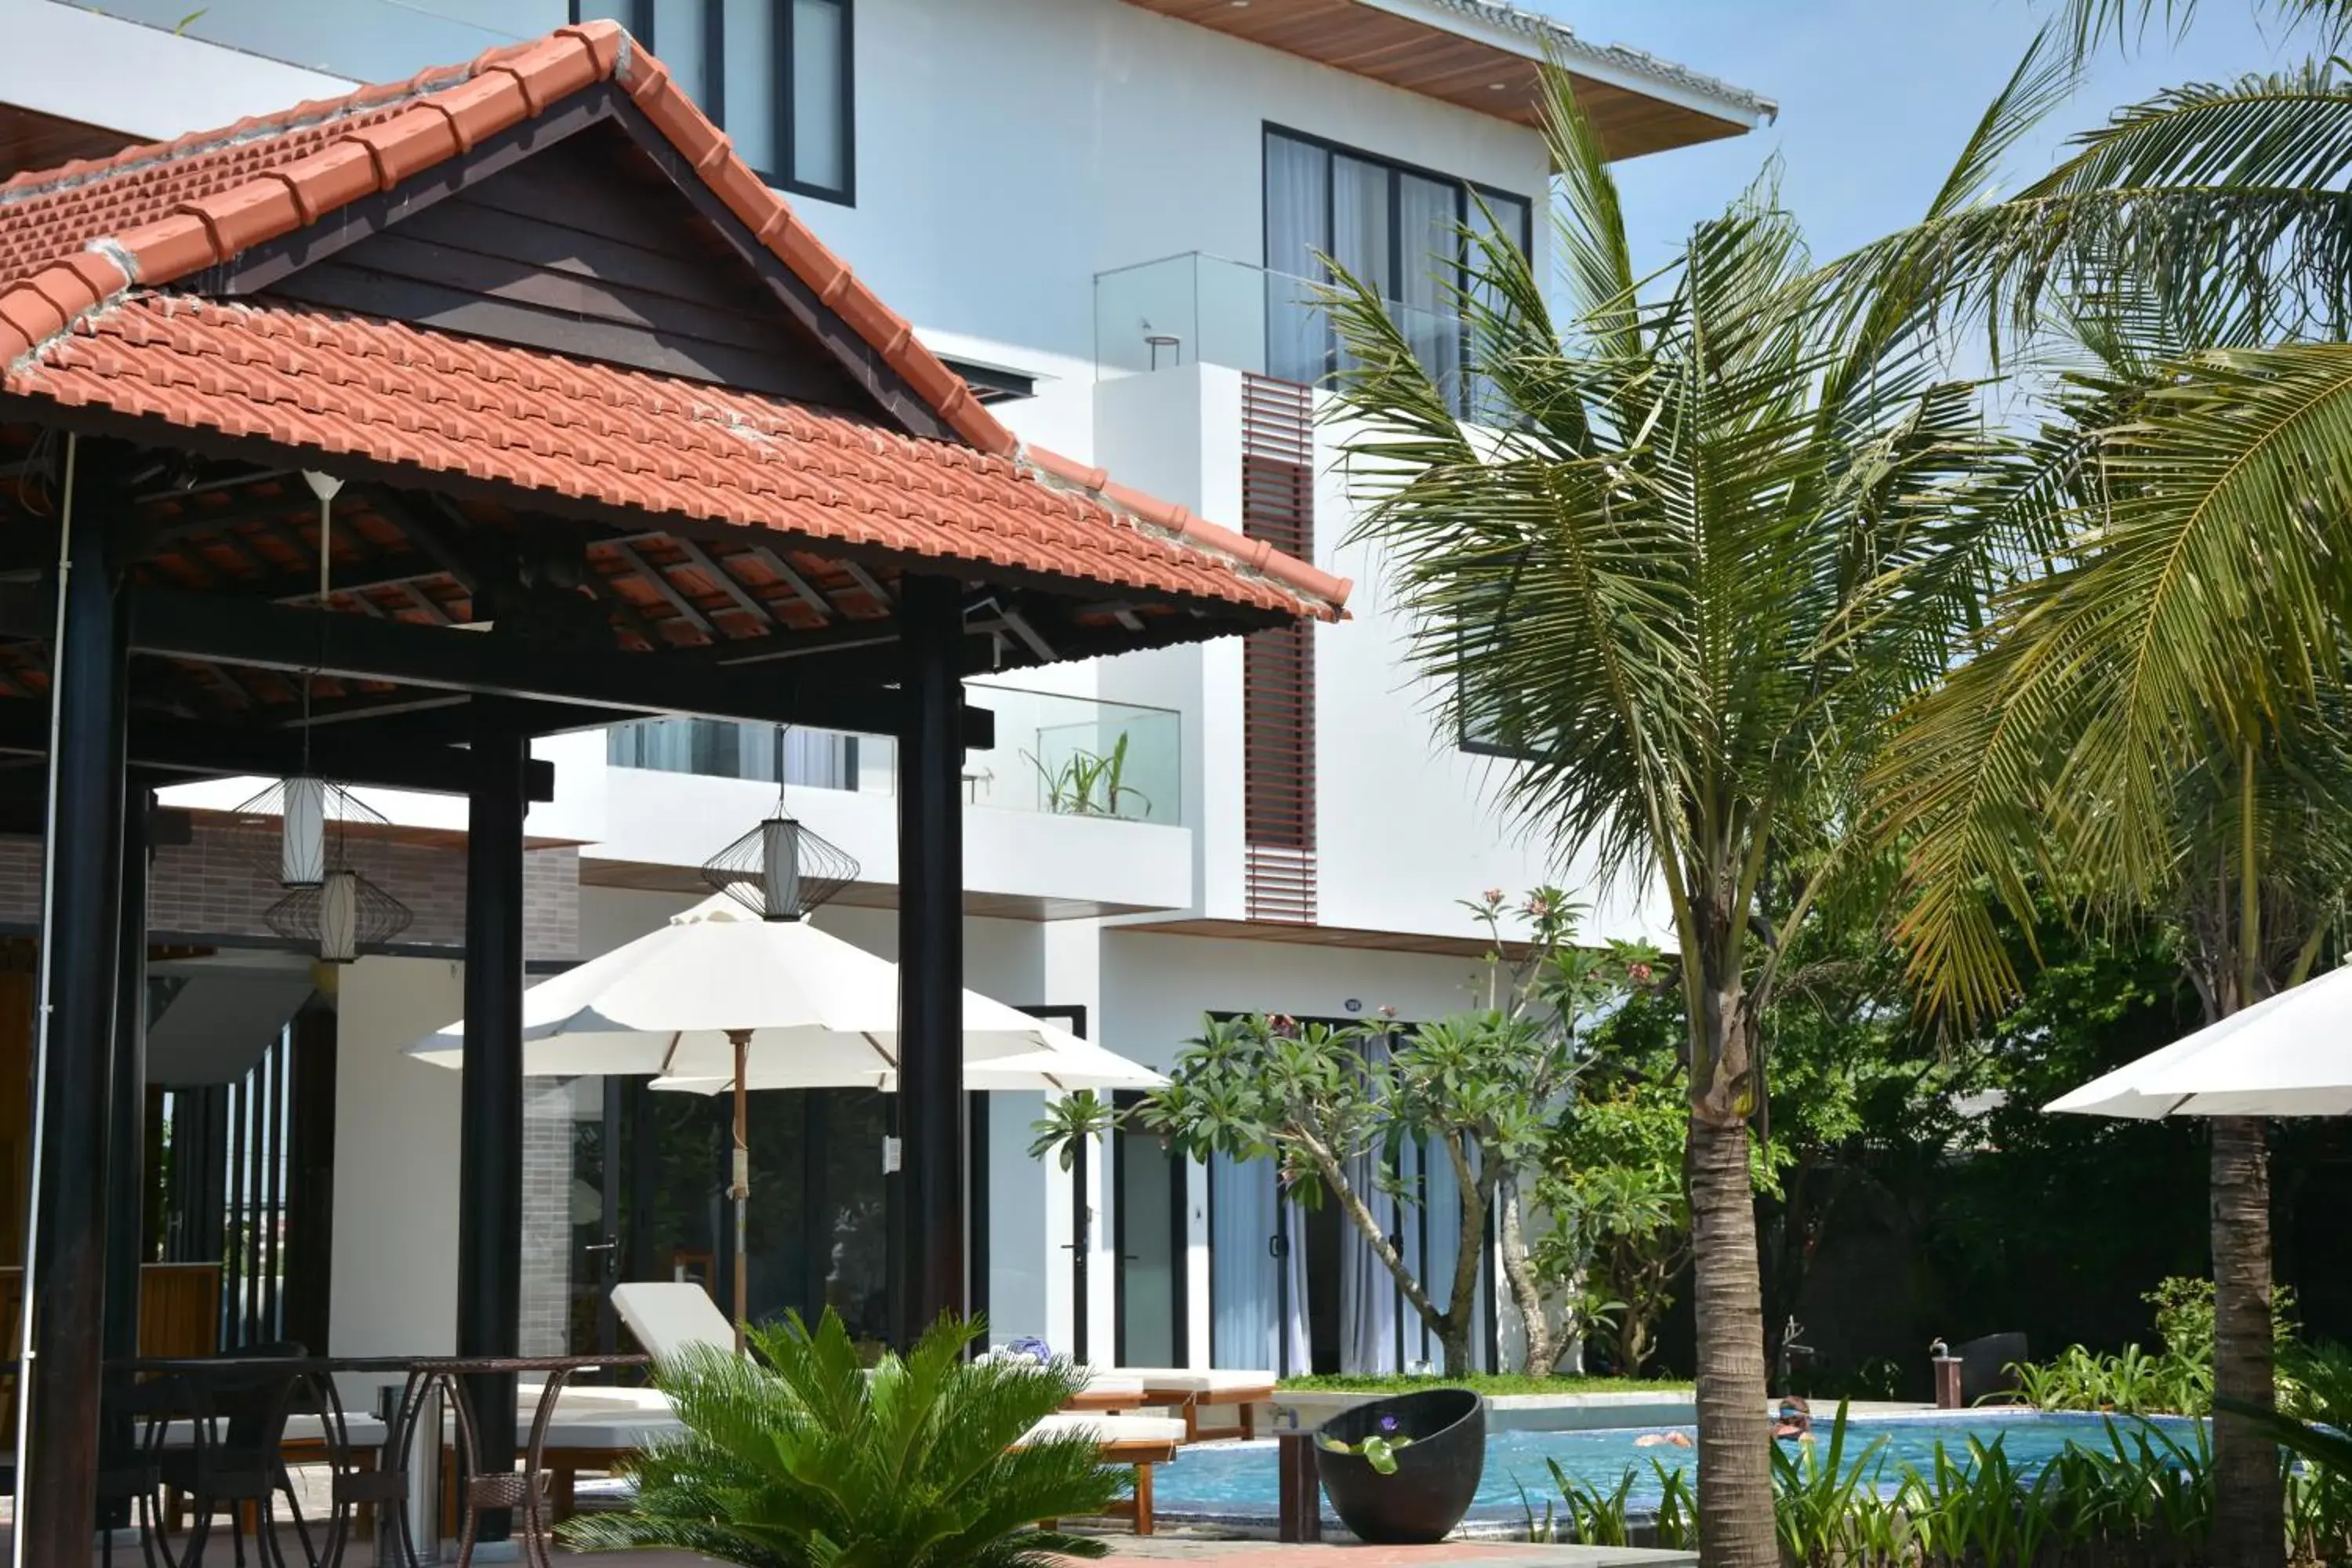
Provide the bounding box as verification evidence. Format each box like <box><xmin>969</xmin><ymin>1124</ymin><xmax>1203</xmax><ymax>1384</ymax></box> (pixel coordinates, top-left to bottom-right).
<box><xmin>1276</xmin><ymin>1372</ymin><xmax>1693</xmax><ymax>1396</ymax></box>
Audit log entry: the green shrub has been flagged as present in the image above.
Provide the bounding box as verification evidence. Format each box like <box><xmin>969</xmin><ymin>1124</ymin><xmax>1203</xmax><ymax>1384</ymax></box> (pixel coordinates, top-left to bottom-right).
<box><xmin>560</xmin><ymin>1309</ymin><xmax>1126</xmax><ymax>1568</ymax></box>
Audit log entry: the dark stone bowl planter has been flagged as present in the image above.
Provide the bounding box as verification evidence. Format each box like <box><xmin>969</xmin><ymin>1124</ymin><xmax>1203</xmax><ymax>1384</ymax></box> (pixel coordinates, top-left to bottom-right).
<box><xmin>1312</xmin><ymin>1388</ymin><xmax>1485</xmax><ymax>1544</ymax></box>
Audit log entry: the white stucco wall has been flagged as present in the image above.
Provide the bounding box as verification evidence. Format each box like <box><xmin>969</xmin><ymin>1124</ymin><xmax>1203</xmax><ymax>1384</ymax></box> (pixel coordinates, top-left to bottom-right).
<box><xmin>326</xmin><ymin>955</ymin><xmax>466</xmax><ymax>1365</ymax></box>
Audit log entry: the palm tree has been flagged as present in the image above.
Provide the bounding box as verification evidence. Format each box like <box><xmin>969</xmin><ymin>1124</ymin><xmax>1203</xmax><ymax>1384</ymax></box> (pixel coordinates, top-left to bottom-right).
<box><xmin>561</xmin><ymin>1310</ymin><xmax>1123</xmax><ymax>1568</ymax></box>
<box><xmin>1317</xmin><ymin>57</ymin><xmax>2034</xmax><ymax>1567</ymax></box>
<box><xmin>1853</xmin><ymin>11</ymin><xmax>2352</xmax><ymax>1559</ymax></box>
<box><xmin>1870</xmin><ymin>281</ymin><xmax>2352</xmax><ymax>1564</ymax></box>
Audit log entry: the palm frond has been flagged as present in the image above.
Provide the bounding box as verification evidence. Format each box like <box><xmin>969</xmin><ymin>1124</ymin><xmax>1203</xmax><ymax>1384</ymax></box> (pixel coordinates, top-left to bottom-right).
<box><xmin>1842</xmin><ymin>62</ymin><xmax>2352</xmax><ymax>356</ymax></box>
<box><xmin>2050</xmin><ymin>0</ymin><xmax>2352</xmax><ymax>63</ymax></box>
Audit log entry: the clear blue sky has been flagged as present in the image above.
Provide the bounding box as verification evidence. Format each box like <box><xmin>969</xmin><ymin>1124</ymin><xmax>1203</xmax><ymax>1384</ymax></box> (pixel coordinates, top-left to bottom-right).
<box><xmin>1544</xmin><ymin>0</ymin><xmax>2305</xmax><ymax>272</ymax></box>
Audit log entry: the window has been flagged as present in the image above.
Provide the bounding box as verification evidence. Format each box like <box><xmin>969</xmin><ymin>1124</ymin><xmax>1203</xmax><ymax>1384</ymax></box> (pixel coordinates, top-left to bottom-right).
<box><xmin>575</xmin><ymin>0</ymin><xmax>854</xmax><ymax>203</ymax></box>
<box><xmin>1262</xmin><ymin>127</ymin><xmax>1531</xmax><ymax>415</ymax></box>
<box><xmin>607</xmin><ymin>718</ymin><xmax>860</xmax><ymax>786</ymax></box>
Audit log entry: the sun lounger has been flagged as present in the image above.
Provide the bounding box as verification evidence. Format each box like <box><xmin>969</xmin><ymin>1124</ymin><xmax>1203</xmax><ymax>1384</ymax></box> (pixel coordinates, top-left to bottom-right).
<box><xmin>1105</xmin><ymin>1368</ymin><xmax>1277</xmax><ymax>1441</ymax></box>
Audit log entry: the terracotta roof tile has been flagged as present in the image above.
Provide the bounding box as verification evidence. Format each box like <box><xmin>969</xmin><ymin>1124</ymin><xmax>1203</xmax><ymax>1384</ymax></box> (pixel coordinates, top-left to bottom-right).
<box><xmin>20</xmin><ymin>294</ymin><xmax>1327</xmax><ymax>617</ymax></box>
<box><xmin>0</xmin><ymin>22</ymin><xmax>1348</xmax><ymax>619</ymax></box>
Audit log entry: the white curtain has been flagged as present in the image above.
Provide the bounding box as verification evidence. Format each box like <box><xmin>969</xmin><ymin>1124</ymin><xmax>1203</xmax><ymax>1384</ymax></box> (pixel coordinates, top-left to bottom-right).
<box><xmin>1463</xmin><ymin>191</ymin><xmax>1531</xmax><ymax>423</ymax></box>
<box><xmin>1397</xmin><ymin>171</ymin><xmax>1461</xmax><ymax>397</ymax></box>
<box><xmin>1264</xmin><ymin>132</ymin><xmax>1329</xmax><ymax>385</ymax></box>
<box><xmin>1210</xmin><ymin>1154</ymin><xmax>1312</xmax><ymax>1375</ymax></box>
<box><xmin>1338</xmin><ymin>1030</ymin><xmax>1399</xmax><ymax>1375</ymax></box>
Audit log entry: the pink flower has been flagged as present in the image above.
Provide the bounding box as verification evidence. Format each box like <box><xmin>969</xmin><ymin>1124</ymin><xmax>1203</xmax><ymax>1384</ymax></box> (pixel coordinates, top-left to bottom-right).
<box><xmin>1377</xmin><ymin>1004</ymin><xmax>1398</xmax><ymax>1021</ymax></box>
<box><xmin>1627</xmin><ymin>962</ymin><xmax>1653</xmax><ymax>985</ymax></box>
<box><xmin>1481</xmin><ymin>887</ymin><xmax>1505</xmax><ymax>906</ymax></box>
<box><xmin>1268</xmin><ymin>1012</ymin><xmax>1298</xmax><ymax>1036</ymax></box>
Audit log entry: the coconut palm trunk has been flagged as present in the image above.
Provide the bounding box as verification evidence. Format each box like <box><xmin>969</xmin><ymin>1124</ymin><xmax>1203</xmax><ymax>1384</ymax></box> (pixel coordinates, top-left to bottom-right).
<box><xmin>2210</xmin><ymin>1113</ymin><xmax>2281</xmax><ymax>1566</ymax></box>
<box><xmin>1687</xmin><ymin>1099</ymin><xmax>1773</xmax><ymax>1563</ymax></box>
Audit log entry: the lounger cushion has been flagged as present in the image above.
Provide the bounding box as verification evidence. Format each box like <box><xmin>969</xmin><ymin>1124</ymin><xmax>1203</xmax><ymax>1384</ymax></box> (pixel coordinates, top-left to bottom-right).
<box><xmin>1113</xmin><ymin>1368</ymin><xmax>1276</xmax><ymax>1394</ymax></box>
<box><xmin>611</xmin><ymin>1281</ymin><xmax>736</xmax><ymax>1362</ymax></box>
<box><xmin>1019</xmin><ymin>1412</ymin><xmax>1188</xmax><ymax>1447</ymax></box>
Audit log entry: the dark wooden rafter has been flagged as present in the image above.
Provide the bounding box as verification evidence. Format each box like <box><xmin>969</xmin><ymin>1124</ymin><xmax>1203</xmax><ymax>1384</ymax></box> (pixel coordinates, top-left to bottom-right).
<box><xmin>745</xmin><ymin>546</ymin><xmax>836</xmax><ymax>622</ymax></box>
<box><xmin>666</xmin><ymin>536</ymin><xmax>775</xmax><ymax>628</ymax></box>
<box><xmin>606</xmin><ymin>540</ymin><xmax>715</xmax><ymax>638</ymax></box>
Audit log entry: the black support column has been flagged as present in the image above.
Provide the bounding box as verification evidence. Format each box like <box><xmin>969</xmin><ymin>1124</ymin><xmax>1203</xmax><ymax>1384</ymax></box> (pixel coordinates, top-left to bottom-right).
<box><xmin>457</xmin><ymin>712</ymin><xmax>528</xmax><ymax>1540</ymax></box>
<box><xmin>100</xmin><ymin>782</ymin><xmax>152</xmax><ymax>1528</ymax></box>
<box><xmin>23</xmin><ymin>486</ymin><xmax>129</xmax><ymax>1563</ymax></box>
<box><xmin>895</xmin><ymin>575</ymin><xmax>966</xmax><ymax>1346</ymax></box>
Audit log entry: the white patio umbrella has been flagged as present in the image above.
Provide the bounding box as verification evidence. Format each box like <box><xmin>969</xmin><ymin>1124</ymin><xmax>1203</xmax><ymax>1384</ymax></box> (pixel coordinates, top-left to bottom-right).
<box><xmin>651</xmin><ymin>1035</ymin><xmax>1166</xmax><ymax>1094</ymax></box>
<box><xmin>2046</xmin><ymin>963</ymin><xmax>2352</xmax><ymax>1119</ymax></box>
<box><xmin>409</xmin><ymin>891</ymin><xmax>1162</xmax><ymax>1341</ymax></box>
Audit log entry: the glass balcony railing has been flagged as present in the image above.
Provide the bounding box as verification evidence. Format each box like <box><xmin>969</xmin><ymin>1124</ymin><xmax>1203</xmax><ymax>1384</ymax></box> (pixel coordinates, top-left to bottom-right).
<box><xmin>1093</xmin><ymin>251</ymin><xmax>1494</xmax><ymax>418</ymax></box>
<box><xmin>605</xmin><ymin>685</ymin><xmax>1183</xmax><ymax>826</ymax></box>
<box><xmin>963</xmin><ymin>683</ymin><xmax>1183</xmax><ymax>827</ymax></box>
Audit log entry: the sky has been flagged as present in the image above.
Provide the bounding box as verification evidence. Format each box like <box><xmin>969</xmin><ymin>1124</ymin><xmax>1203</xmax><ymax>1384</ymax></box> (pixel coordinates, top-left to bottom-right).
<box><xmin>1541</xmin><ymin>0</ymin><xmax>2307</xmax><ymax>275</ymax></box>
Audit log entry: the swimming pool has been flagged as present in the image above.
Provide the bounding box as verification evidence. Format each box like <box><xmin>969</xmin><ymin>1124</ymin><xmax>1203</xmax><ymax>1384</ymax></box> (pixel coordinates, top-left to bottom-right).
<box><xmin>1152</xmin><ymin>1411</ymin><xmax>2205</xmax><ymax>1524</ymax></box>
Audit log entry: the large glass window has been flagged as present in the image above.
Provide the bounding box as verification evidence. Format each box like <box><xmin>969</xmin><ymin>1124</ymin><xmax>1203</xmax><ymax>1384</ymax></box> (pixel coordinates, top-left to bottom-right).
<box><xmin>576</xmin><ymin>0</ymin><xmax>855</xmax><ymax>203</ymax></box>
<box><xmin>1262</xmin><ymin>128</ymin><xmax>1531</xmax><ymax>414</ymax></box>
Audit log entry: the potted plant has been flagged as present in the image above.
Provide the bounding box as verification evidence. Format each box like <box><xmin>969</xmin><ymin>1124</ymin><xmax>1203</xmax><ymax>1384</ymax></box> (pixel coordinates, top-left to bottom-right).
<box><xmin>1312</xmin><ymin>1386</ymin><xmax>1485</xmax><ymax>1543</ymax></box>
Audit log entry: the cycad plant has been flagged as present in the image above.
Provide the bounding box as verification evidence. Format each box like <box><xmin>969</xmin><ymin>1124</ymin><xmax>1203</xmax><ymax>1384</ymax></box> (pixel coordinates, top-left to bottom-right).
<box><xmin>1319</xmin><ymin>49</ymin><xmax>2028</xmax><ymax>1568</ymax></box>
<box><xmin>560</xmin><ymin>1310</ymin><xmax>1123</xmax><ymax>1568</ymax></box>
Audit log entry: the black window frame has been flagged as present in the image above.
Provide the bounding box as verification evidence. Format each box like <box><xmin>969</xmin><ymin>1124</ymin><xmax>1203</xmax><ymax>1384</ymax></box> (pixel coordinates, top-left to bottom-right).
<box><xmin>1261</xmin><ymin>122</ymin><xmax>1534</xmax><ymax>408</ymax></box>
<box><xmin>1261</xmin><ymin>123</ymin><xmax>1534</xmax><ymax>299</ymax></box>
<box><xmin>574</xmin><ymin>0</ymin><xmax>856</xmax><ymax>206</ymax></box>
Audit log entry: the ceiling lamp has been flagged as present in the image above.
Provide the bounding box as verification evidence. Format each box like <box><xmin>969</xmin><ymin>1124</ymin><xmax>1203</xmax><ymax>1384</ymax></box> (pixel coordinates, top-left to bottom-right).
<box><xmin>265</xmin><ymin>867</ymin><xmax>413</xmax><ymax>964</ymax></box>
<box><xmin>238</xmin><ymin>466</ymin><xmax>413</xmax><ymax>960</ymax></box>
<box><xmin>701</xmin><ymin>728</ymin><xmax>860</xmax><ymax>920</ymax></box>
<box><xmin>230</xmin><ymin>775</ymin><xmax>394</xmax><ymax>888</ymax></box>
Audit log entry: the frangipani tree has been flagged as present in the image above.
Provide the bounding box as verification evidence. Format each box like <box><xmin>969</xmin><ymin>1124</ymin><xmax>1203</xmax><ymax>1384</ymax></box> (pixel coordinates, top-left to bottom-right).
<box><xmin>1131</xmin><ymin>887</ymin><xmax>1629</xmax><ymax>1377</ymax></box>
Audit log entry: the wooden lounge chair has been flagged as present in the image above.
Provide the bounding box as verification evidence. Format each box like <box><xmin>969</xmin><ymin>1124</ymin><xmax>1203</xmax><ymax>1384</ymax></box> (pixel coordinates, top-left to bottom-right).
<box><xmin>1107</xmin><ymin>1367</ymin><xmax>1278</xmax><ymax>1442</ymax></box>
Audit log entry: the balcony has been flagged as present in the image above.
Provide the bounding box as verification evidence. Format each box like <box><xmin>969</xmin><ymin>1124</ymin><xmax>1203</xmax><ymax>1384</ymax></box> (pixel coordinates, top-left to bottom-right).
<box><xmin>604</xmin><ymin>684</ymin><xmax>1182</xmax><ymax>826</ymax></box>
<box><xmin>1094</xmin><ymin>251</ymin><xmax>1489</xmax><ymax>416</ymax></box>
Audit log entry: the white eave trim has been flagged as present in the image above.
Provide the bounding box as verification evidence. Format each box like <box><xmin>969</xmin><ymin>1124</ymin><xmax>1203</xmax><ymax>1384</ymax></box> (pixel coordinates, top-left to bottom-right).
<box><xmin>1356</xmin><ymin>0</ymin><xmax>1777</xmax><ymax>129</ymax></box>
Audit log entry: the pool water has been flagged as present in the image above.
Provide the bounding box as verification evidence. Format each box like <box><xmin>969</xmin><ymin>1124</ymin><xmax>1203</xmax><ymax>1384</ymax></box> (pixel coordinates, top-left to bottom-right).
<box><xmin>1152</xmin><ymin>1411</ymin><xmax>2205</xmax><ymax>1523</ymax></box>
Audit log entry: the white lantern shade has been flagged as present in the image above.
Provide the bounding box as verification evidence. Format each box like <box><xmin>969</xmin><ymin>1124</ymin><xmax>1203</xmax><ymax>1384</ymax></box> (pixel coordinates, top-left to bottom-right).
<box><xmin>281</xmin><ymin>775</ymin><xmax>327</xmax><ymax>887</ymax></box>
<box><xmin>318</xmin><ymin>868</ymin><xmax>360</xmax><ymax>964</ymax></box>
<box><xmin>759</xmin><ymin>818</ymin><xmax>801</xmax><ymax>920</ymax></box>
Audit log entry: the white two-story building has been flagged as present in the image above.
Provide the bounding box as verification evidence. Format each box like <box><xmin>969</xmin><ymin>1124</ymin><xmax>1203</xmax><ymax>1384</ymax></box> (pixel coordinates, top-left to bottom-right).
<box><xmin>0</xmin><ymin>0</ymin><xmax>1764</xmax><ymax>1379</ymax></box>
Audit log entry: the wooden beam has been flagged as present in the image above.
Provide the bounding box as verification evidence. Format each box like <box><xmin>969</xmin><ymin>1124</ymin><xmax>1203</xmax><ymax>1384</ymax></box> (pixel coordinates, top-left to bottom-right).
<box><xmin>124</xmin><ymin>583</ymin><xmax>975</xmax><ymax>742</ymax></box>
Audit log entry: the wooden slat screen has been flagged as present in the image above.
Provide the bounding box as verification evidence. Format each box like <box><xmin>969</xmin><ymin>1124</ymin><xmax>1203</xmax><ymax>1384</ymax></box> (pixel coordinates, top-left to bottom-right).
<box><xmin>1241</xmin><ymin>375</ymin><xmax>1319</xmax><ymax>924</ymax></box>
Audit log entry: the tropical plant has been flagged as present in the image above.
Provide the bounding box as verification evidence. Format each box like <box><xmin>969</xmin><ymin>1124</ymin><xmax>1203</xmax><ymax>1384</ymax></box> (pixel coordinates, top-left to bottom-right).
<box><xmin>1321</xmin><ymin>44</ymin><xmax>2022</xmax><ymax>1566</ymax></box>
<box><xmin>559</xmin><ymin>1309</ymin><xmax>1123</xmax><ymax>1568</ymax></box>
<box><xmin>1112</xmin><ymin>887</ymin><xmax>1630</xmax><ymax>1375</ymax></box>
<box><xmin>1535</xmin><ymin>1052</ymin><xmax>1694</xmax><ymax>1377</ymax></box>
<box><xmin>1025</xmin><ymin>732</ymin><xmax>1152</xmax><ymax>819</ymax></box>
<box><xmin>1537</xmin><ymin>1406</ymin><xmax>2231</xmax><ymax>1565</ymax></box>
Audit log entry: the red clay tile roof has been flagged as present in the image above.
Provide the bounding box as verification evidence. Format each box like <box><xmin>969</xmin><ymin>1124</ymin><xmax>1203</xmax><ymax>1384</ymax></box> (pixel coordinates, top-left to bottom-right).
<box><xmin>0</xmin><ymin>22</ymin><xmax>1348</xmax><ymax>619</ymax></box>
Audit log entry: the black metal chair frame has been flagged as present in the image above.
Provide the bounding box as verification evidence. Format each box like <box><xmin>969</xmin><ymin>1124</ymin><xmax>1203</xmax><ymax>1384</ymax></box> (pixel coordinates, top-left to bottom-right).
<box><xmin>103</xmin><ymin>1353</ymin><xmax>647</xmax><ymax>1568</ymax></box>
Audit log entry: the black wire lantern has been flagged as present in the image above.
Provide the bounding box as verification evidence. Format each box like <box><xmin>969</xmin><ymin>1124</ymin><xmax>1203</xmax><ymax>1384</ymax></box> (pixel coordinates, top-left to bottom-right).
<box><xmin>700</xmin><ymin>728</ymin><xmax>860</xmax><ymax>920</ymax></box>
<box><xmin>263</xmin><ymin>867</ymin><xmax>415</xmax><ymax>964</ymax></box>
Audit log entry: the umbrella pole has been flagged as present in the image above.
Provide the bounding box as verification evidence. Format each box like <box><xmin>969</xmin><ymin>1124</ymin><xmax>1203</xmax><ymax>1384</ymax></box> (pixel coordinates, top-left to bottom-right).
<box><xmin>731</xmin><ymin>1029</ymin><xmax>750</xmax><ymax>1355</ymax></box>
